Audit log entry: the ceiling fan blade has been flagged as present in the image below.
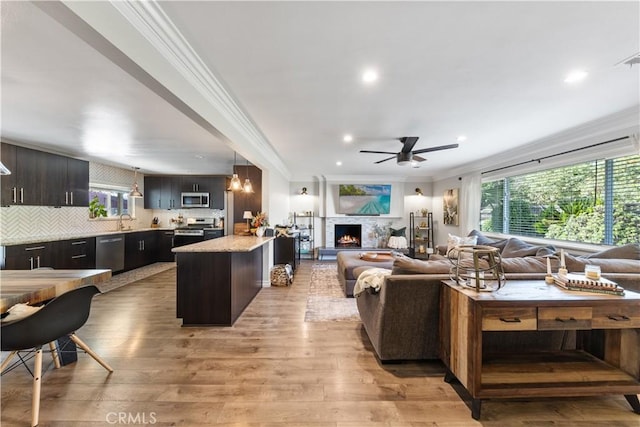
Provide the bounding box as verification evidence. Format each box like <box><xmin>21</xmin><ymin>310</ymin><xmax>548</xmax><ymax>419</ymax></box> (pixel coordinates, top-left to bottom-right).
<box><xmin>412</xmin><ymin>155</ymin><xmax>426</xmax><ymax>162</ymax></box>
<box><xmin>412</xmin><ymin>143</ymin><xmax>459</xmax><ymax>155</ymax></box>
<box><xmin>399</xmin><ymin>136</ymin><xmax>419</xmax><ymax>153</ymax></box>
<box><xmin>360</xmin><ymin>150</ymin><xmax>397</xmax><ymax>155</ymax></box>
<box><xmin>374</xmin><ymin>156</ymin><xmax>396</xmax><ymax>164</ymax></box>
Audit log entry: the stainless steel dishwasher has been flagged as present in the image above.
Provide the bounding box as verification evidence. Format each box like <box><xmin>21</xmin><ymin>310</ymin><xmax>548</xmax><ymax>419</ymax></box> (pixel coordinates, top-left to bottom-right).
<box><xmin>96</xmin><ymin>234</ymin><xmax>125</xmax><ymax>273</ymax></box>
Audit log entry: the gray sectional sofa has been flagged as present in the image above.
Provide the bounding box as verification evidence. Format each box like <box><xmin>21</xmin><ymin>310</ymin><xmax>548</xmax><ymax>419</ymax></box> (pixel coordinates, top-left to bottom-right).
<box><xmin>352</xmin><ymin>235</ymin><xmax>640</xmax><ymax>362</ymax></box>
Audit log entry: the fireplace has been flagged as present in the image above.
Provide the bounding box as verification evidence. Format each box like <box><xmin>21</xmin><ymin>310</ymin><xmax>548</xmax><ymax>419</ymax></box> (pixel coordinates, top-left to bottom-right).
<box><xmin>335</xmin><ymin>224</ymin><xmax>362</xmax><ymax>248</ymax></box>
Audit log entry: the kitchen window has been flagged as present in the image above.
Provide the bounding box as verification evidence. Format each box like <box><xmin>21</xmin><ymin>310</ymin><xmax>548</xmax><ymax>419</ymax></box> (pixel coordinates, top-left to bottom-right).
<box><xmin>89</xmin><ymin>185</ymin><xmax>134</xmax><ymax>218</ymax></box>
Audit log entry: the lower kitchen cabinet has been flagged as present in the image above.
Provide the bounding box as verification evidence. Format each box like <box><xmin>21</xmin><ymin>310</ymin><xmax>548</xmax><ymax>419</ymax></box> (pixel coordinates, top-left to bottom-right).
<box><xmin>124</xmin><ymin>231</ymin><xmax>158</xmax><ymax>271</ymax></box>
<box><xmin>52</xmin><ymin>237</ymin><xmax>96</xmax><ymax>269</ymax></box>
<box><xmin>3</xmin><ymin>242</ymin><xmax>54</xmax><ymax>270</ymax></box>
<box><xmin>158</xmin><ymin>230</ymin><xmax>175</xmax><ymax>262</ymax></box>
<box><xmin>2</xmin><ymin>229</ymin><xmax>178</xmax><ymax>272</ymax></box>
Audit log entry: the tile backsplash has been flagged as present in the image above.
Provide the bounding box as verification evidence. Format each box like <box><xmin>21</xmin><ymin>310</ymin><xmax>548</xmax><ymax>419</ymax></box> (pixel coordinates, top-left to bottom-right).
<box><xmin>1</xmin><ymin>161</ymin><xmax>226</xmax><ymax>245</ymax></box>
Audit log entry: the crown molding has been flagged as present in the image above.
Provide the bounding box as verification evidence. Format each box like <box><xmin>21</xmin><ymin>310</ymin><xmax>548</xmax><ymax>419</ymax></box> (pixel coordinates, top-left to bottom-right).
<box><xmin>109</xmin><ymin>0</ymin><xmax>291</xmax><ymax>179</ymax></box>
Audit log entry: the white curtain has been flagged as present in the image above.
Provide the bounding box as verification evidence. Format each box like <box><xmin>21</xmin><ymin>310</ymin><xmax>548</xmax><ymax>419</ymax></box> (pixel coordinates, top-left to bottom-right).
<box><xmin>460</xmin><ymin>172</ymin><xmax>481</xmax><ymax>235</ymax></box>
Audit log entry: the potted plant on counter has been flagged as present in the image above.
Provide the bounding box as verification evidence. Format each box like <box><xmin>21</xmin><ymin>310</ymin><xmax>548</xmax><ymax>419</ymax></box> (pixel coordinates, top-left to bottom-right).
<box><xmin>89</xmin><ymin>196</ymin><xmax>107</xmax><ymax>219</ymax></box>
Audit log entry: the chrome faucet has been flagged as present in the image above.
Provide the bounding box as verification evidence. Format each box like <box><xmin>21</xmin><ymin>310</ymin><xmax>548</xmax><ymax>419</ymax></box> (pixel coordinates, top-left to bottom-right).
<box><xmin>117</xmin><ymin>213</ymin><xmax>132</xmax><ymax>231</ymax></box>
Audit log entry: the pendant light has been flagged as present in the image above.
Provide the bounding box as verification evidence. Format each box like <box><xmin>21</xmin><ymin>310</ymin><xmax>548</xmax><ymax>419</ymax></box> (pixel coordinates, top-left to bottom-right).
<box><xmin>242</xmin><ymin>158</ymin><xmax>254</xmax><ymax>193</ymax></box>
<box><xmin>228</xmin><ymin>152</ymin><xmax>242</xmax><ymax>191</ymax></box>
<box><xmin>0</xmin><ymin>161</ymin><xmax>11</xmax><ymax>175</ymax></box>
<box><xmin>129</xmin><ymin>167</ymin><xmax>143</xmax><ymax>198</ymax></box>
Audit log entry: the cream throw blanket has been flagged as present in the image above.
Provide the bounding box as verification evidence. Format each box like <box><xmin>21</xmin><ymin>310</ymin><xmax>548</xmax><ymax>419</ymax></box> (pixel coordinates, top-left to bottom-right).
<box><xmin>353</xmin><ymin>267</ymin><xmax>392</xmax><ymax>297</ymax></box>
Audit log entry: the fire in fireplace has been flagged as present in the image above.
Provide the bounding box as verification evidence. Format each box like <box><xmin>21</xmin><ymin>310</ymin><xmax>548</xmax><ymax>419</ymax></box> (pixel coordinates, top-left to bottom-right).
<box><xmin>335</xmin><ymin>224</ymin><xmax>362</xmax><ymax>247</ymax></box>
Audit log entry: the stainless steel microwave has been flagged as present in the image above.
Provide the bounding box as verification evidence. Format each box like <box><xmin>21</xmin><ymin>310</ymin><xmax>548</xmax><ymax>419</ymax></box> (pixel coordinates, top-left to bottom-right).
<box><xmin>181</xmin><ymin>192</ymin><xmax>210</xmax><ymax>208</ymax></box>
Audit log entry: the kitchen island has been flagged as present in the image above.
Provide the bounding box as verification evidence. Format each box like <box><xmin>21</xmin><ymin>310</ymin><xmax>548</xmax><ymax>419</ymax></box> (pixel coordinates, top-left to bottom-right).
<box><xmin>172</xmin><ymin>235</ymin><xmax>274</xmax><ymax>326</ymax></box>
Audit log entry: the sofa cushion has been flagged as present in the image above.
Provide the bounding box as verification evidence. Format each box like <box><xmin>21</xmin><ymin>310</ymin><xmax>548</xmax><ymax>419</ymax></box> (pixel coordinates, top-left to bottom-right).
<box><xmin>583</xmin><ymin>243</ymin><xmax>640</xmax><ymax>260</ymax></box>
<box><xmin>580</xmin><ymin>257</ymin><xmax>640</xmax><ymax>273</ymax></box>
<box><xmin>563</xmin><ymin>253</ymin><xmax>640</xmax><ymax>274</ymax></box>
<box><xmin>501</xmin><ymin>238</ymin><xmax>555</xmax><ymax>258</ymax></box>
<box><xmin>391</xmin><ymin>254</ymin><xmax>451</xmax><ymax>275</ymax></box>
<box><xmin>501</xmin><ymin>256</ymin><xmax>559</xmax><ymax>274</ymax></box>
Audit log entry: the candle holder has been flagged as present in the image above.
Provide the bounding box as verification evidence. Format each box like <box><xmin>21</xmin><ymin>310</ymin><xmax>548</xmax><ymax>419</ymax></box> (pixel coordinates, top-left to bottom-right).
<box><xmin>448</xmin><ymin>245</ymin><xmax>505</xmax><ymax>292</ymax></box>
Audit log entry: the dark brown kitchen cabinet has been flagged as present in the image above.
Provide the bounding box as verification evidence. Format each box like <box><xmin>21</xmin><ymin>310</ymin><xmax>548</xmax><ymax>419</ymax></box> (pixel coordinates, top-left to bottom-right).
<box><xmin>3</xmin><ymin>242</ymin><xmax>54</xmax><ymax>270</ymax></box>
<box><xmin>65</xmin><ymin>157</ymin><xmax>90</xmax><ymax>206</ymax></box>
<box><xmin>180</xmin><ymin>176</ymin><xmax>225</xmax><ymax>209</ymax></box>
<box><xmin>1</xmin><ymin>143</ymin><xmax>44</xmax><ymax>206</ymax></box>
<box><xmin>208</xmin><ymin>177</ymin><xmax>225</xmax><ymax>209</ymax></box>
<box><xmin>51</xmin><ymin>237</ymin><xmax>96</xmax><ymax>269</ymax></box>
<box><xmin>124</xmin><ymin>231</ymin><xmax>158</xmax><ymax>271</ymax></box>
<box><xmin>0</xmin><ymin>143</ymin><xmax>17</xmax><ymax>205</ymax></box>
<box><xmin>157</xmin><ymin>230</ymin><xmax>175</xmax><ymax>262</ymax></box>
<box><xmin>0</xmin><ymin>143</ymin><xmax>89</xmax><ymax>207</ymax></box>
<box><xmin>144</xmin><ymin>176</ymin><xmax>182</xmax><ymax>209</ymax></box>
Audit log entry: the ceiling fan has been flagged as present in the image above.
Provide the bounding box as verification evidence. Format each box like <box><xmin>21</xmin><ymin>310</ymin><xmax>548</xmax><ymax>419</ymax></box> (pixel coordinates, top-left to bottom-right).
<box><xmin>360</xmin><ymin>136</ymin><xmax>459</xmax><ymax>166</ymax></box>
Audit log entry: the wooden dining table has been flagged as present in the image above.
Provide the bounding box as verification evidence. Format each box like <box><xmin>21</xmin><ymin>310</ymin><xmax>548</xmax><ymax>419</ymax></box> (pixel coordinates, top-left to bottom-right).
<box><xmin>0</xmin><ymin>269</ymin><xmax>112</xmax><ymax>313</ymax></box>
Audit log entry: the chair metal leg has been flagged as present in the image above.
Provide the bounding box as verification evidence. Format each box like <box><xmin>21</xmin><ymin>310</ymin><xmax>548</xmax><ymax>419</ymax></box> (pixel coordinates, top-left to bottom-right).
<box><xmin>31</xmin><ymin>348</ymin><xmax>43</xmax><ymax>427</ymax></box>
<box><xmin>48</xmin><ymin>342</ymin><xmax>61</xmax><ymax>369</ymax></box>
<box><xmin>0</xmin><ymin>351</ymin><xmax>18</xmax><ymax>373</ymax></box>
<box><xmin>68</xmin><ymin>334</ymin><xmax>113</xmax><ymax>372</ymax></box>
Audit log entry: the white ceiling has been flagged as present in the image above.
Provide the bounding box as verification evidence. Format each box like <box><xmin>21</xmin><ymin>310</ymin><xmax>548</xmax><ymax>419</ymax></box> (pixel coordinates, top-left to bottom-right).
<box><xmin>1</xmin><ymin>1</ymin><xmax>639</xmax><ymax>180</ymax></box>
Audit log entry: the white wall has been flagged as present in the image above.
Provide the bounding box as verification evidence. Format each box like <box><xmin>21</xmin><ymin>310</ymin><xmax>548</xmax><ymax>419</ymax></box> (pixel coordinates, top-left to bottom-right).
<box><xmin>432</xmin><ymin>176</ymin><xmax>464</xmax><ymax>247</ymax></box>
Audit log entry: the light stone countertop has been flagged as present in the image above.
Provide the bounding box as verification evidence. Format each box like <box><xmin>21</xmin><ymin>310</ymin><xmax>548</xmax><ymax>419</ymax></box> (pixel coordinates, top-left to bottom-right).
<box><xmin>0</xmin><ymin>227</ymin><xmax>178</xmax><ymax>247</ymax></box>
<box><xmin>172</xmin><ymin>235</ymin><xmax>274</xmax><ymax>253</ymax></box>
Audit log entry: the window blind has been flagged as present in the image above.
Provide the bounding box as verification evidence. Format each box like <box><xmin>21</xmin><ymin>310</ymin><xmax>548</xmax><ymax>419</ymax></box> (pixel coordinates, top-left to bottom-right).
<box><xmin>480</xmin><ymin>154</ymin><xmax>639</xmax><ymax>246</ymax></box>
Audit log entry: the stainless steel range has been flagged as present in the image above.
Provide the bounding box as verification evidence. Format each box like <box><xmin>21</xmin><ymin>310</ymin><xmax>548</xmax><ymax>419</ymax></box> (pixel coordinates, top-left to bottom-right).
<box><xmin>173</xmin><ymin>218</ymin><xmax>224</xmax><ymax>247</ymax></box>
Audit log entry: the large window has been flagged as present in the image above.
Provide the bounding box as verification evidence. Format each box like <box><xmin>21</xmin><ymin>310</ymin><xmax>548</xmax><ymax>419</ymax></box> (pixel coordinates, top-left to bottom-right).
<box><xmin>89</xmin><ymin>186</ymin><xmax>133</xmax><ymax>218</ymax></box>
<box><xmin>480</xmin><ymin>154</ymin><xmax>639</xmax><ymax>246</ymax></box>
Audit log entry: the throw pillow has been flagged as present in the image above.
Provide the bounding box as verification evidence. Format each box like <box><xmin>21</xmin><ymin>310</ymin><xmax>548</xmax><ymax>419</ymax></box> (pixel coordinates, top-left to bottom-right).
<box><xmin>467</xmin><ymin>229</ymin><xmax>496</xmax><ymax>246</ymax></box>
<box><xmin>389</xmin><ymin>227</ymin><xmax>406</xmax><ymax>237</ymax></box>
<box><xmin>447</xmin><ymin>233</ymin><xmax>478</xmax><ymax>255</ymax></box>
<box><xmin>501</xmin><ymin>238</ymin><xmax>555</xmax><ymax>258</ymax></box>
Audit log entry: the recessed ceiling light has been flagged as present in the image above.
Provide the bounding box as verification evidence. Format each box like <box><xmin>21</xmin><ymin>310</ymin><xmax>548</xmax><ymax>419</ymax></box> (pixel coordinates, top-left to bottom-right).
<box><xmin>456</xmin><ymin>135</ymin><xmax>467</xmax><ymax>142</ymax></box>
<box><xmin>336</xmin><ymin>161</ymin><xmax>342</xmax><ymax>166</ymax></box>
<box><xmin>195</xmin><ymin>154</ymin><xmax>204</xmax><ymax>159</ymax></box>
<box><xmin>564</xmin><ymin>70</ymin><xmax>588</xmax><ymax>83</ymax></box>
<box><xmin>362</xmin><ymin>69</ymin><xmax>379</xmax><ymax>84</ymax></box>
<box><xmin>343</xmin><ymin>134</ymin><xmax>353</xmax><ymax>143</ymax></box>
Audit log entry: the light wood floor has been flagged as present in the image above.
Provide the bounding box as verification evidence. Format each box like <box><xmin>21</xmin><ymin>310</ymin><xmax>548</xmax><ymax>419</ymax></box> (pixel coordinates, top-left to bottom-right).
<box><xmin>2</xmin><ymin>261</ymin><xmax>639</xmax><ymax>426</ymax></box>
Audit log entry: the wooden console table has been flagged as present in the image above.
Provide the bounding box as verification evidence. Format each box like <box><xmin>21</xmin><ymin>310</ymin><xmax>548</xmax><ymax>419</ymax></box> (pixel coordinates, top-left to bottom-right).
<box><xmin>440</xmin><ymin>280</ymin><xmax>640</xmax><ymax>420</ymax></box>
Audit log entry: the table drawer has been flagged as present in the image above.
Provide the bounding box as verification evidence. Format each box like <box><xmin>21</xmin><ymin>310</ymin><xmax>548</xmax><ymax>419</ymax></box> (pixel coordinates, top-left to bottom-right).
<box><xmin>538</xmin><ymin>306</ymin><xmax>592</xmax><ymax>330</ymax></box>
<box><xmin>592</xmin><ymin>305</ymin><xmax>640</xmax><ymax>329</ymax></box>
<box><xmin>482</xmin><ymin>307</ymin><xmax>537</xmax><ymax>331</ymax></box>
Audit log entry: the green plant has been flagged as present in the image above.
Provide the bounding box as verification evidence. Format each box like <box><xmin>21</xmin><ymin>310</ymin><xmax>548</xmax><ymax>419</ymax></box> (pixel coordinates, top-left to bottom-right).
<box><xmin>89</xmin><ymin>196</ymin><xmax>107</xmax><ymax>218</ymax></box>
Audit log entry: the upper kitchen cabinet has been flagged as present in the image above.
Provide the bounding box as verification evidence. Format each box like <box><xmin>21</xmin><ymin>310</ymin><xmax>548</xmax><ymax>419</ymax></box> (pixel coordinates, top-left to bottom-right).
<box><xmin>144</xmin><ymin>175</ymin><xmax>182</xmax><ymax>210</ymax></box>
<box><xmin>0</xmin><ymin>143</ymin><xmax>89</xmax><ymax>207</ymax></box>
<box><xmin>181</xmin><ymin>176</ymin><xmax>225</xmax><ymax>209</ymax></box>
<box><xmin>65</xmin><ymin>157</ymin><xmax>90</xmax><ymax>206</ymax></box>
<box><xmin>145</xmin><ymin>175</ymin><xmax>225</xmax><ymax>210</ymax></box>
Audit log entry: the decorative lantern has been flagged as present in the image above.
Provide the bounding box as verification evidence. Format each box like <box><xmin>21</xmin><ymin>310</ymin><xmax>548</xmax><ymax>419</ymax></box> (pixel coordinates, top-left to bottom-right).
<box><xmin>448</xmin><ymin>245</ymin><xmax>505</xmax><ymax>292</ymax></box>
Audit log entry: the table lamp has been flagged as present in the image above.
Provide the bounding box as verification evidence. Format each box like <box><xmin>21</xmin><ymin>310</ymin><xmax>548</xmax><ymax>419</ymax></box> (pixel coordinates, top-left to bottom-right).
<box><xmin>243</xmin><ymin>211</ymin><xmax>253</xmax><ymax>232</ymax></box>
